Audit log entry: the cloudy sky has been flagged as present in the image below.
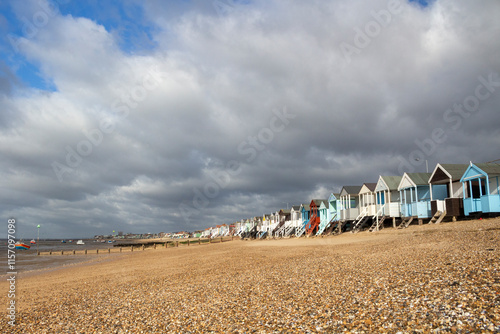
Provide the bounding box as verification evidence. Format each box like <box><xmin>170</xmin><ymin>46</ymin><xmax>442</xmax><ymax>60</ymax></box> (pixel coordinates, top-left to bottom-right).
<box><xmin>1</xmin><ymin>0</ymin><xmax>499</xmax><ymax>238</ymax></box>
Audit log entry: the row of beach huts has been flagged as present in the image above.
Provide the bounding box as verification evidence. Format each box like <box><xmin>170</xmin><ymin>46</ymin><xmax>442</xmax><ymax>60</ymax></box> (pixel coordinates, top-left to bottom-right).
<box><xmin>199</xmin><ymin>162</ymin><xmax>500</xmax><ymax>239</ymax></box>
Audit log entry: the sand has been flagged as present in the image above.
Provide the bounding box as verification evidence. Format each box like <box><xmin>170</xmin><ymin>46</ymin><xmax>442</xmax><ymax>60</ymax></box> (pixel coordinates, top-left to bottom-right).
<box><xmin>1</xmin><ymin>218</ymin><xmax>499</xmax><ymax>333</ymax></box>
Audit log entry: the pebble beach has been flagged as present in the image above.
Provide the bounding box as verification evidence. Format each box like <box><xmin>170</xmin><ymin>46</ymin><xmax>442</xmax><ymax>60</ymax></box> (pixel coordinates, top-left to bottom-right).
<box><xmin>2</xmin><ymin>218</ymin><xmax>499</xmax><ymax>333</ymax></box>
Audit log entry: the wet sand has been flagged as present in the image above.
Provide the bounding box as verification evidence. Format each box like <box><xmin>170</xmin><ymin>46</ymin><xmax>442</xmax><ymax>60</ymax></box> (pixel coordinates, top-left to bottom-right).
<box><xmin>1</xmin><ymin>218</ymin><xmax>499</xmax><ymax>333</ymax></box>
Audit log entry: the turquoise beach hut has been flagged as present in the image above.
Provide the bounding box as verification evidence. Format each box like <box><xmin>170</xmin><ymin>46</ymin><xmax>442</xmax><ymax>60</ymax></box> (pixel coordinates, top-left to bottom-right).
<box><xmin>460</xmin><ymin>162</ymin><xmax>500</xmax><ymax>216</ymax></box>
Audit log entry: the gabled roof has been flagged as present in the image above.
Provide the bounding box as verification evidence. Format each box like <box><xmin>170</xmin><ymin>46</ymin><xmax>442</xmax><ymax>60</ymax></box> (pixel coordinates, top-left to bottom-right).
<box><xmin>461</xmin><ymin>163</ymin><xmax>500</xmax><ymax>182</ymax></box>
<box><xmin>340</xmin><ymin>186</ymin><xmax>362</xmax><ymax>196</ymax></box>
<box><xmin>474</xmin><ymin>163</ymin><xmax>500</xmax><ymax>175</ymax></box>
<box><xmin>376</xmin><ymin>175</ymin><xmax>403</xmax><ymax>192</ymax></box>
<box><xmin>311</xmin><ymin>199</ymin><xmax>327</xmax><ymax>207</ymax></box>
<box><xmin>319</xmin><ymin>201</ymin><xmax>330</xmax><ymax>209</ymax></box>
<box><xmin>290</xmin><ymin>205</ymin><xmax>301</xmax><ymax>211</ymax></box>
<box><xmin>329</xmin><ymin>193</ymin><xmax>340</xmax><ymax>200</ymax></box>
<box><xmin>359</xmin><ymin>182</ymin><xmax>377</xmax><ymax>194</ymax></box>
<box><xmin>300</xmin><ymin>204</ymin><xmax>310</xmax><ymax>211</ymax></box>
<box><xmin>429</xmin><ymin>164</ymin><xmax>469</xmax><ymax>184</ymax></box>
<box><xmin>398</xmin><ymin>172</ymin><xmax>432</xmax><ymax>190</ymax></box>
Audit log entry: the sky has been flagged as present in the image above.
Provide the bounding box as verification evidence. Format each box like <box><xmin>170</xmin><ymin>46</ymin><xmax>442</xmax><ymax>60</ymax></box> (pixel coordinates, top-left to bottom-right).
<box><xmin>1</xmin><ymin>0</ymin><xmax>499</xmax><ymax>239</ymax></box>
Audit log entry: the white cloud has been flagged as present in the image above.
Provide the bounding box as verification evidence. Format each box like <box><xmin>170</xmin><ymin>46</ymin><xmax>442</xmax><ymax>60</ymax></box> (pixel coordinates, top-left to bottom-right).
<box><xmin>1</xmin><ymin>0</ymin><xmax>500</xmax><ymax>237</ymax></box>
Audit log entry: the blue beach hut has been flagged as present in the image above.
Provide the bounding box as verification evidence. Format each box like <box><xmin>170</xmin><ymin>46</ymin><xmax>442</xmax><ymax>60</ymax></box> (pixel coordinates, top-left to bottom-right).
<box><xmin>398</xmin><ymin>173</ymin><xmax>447</xmax><ymax>220</ymax></box>
<box><xmin>460</xmin><ymin>163</ymin><xmax>500</xmax><ymax>216</ymax></box>
<box><xmin>295</xmin><ymin>203</ymin><xmax>310</xmax><ymax>237</ymax></box>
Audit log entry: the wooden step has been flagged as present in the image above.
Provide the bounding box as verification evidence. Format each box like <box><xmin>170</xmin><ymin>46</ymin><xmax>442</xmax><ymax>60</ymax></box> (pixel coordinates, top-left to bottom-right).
<box><xmin>435</xmin><ymin>210</ymin><xmax>447</xmax><ymax>224</ymax></box>
<box><xmin>428</xmin><ymin>210</ymin><xmax>442</xmax><ymax>224</ymax></box>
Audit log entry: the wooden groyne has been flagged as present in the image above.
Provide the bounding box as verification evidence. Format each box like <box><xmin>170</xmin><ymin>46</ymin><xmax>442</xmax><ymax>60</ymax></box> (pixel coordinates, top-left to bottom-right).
<box><xmin>37</xmin><ymin>237</ymin><xmax>233</xmax><ymax>256</ymax></box>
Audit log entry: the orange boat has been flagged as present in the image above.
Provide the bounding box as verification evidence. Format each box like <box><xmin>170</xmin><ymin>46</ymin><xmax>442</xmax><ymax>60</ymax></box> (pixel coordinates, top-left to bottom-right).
<box><xmin>15</xmin><ymin>243</ymin><xmax>30</xmax><ymax>250</ymax></box>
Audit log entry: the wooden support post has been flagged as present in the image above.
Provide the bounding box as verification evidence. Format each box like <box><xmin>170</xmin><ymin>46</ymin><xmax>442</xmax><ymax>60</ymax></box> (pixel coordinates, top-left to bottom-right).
<box><xmin>452</xmin><ymin>216</ymin><xmax>457</xmax><ymax>222</ymax></box>
<box><xmin>73</xmin><ymin>250</ymin><xmax>75</xmax><ymax>255</ymax></box>
<box><xmin>220</xmin><ymin>237</ymin><xmax>223</xmax><ymax>243</ymax></box>
<box><xmin>176</xmin><ymin>241</ymin><xmax>179</xmax><ymax>247</ymax></box>
<box><xmin>187</xmin><ymin>239</ymin><xmax>190</xmax><ymax>246</ymax></box>
<box><xmin>393</xmin><ymin>217</ymin><xmax>396</xmax><ymax>228</ymax></box>
<box><xmin>120</xmin><ymin>247</ymin><xmax>122</xmax><ymax>253</ymax></box>
<box><xmin>154</xmin><ymin>243</ymin><xmax>156</xmax><ymax>249</ymax></box>
<box><xmin>198</xmin><ymin>239</ymin><xmax>201</xmax><ymax>245</ymax></box>
<box><xmin>142</xmin><ymin>245</ymin><xmax>145</xmax><ymax>251</ymax></box>
<box><xmin>131</xmin><ymin>246</ymin><xmax>133</xmax><ymax>252</ymax></box>
<box><xmin>49</xmin><ymin>250</ymin><xmax>52</xmax><ymax>255</ymax></box>
<box><xmin>84</xmin><ymin>249</ymin><xmax>87</xmax><ymax>255</ymax></box>
<box><xmin>209</xmin><ymin>238</ymin><xmax>212</xmax><ymax>244</ymax></box>
<box><xmin>97</xmin><ymin>249</ymin><xmax>99</xmax><ymax>254</ymax></box>
<box><xmin>108</xmin><ymin>248</ymin><xmax>111</xmax><ymax>253</ymax></box>
<box><xmin>37</xmin><ymin>251</ymin><xmax>40</xmax><ymax>256</ymax></box>
<box><xmin>418</xmin><ymin>219</ymin><xmax>423</xmax><ymax>226</ymax></box>
<box><xmin>61</xmin><ymin>250</ymin><xmax>64</xmax><ymax>255</ymax></box>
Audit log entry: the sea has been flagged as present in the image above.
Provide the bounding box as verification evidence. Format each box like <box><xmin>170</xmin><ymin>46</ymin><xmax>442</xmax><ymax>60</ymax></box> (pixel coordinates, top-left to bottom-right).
<box><xmin>1</xmin><ymin>239</ymin><xmax>117</xmax><ymax>276</ymax></box>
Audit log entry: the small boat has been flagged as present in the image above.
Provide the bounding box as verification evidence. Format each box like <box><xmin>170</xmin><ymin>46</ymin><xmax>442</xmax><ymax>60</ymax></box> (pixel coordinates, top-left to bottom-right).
<box><xmin>76</xmin><ymin>240</ymin><xmax>85</xmax><ymax>245</ymax></box>
<box><xmin>15</xmin><ymin>243</ymin><xmax>30</xmax><ymax>250</ymax></box>
<box><xmin>30</xmin><ymin>239</ymin><xmax>36</xmax><ymax>244</ymax></box>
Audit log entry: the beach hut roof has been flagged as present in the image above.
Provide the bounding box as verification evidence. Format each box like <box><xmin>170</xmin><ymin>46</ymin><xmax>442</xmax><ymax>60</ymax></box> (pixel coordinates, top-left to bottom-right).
<box><xmin>408</xmin><ymin>173</ymin><xmax>432</xmax><ymax>185</ymax></box>
<box><xmin>376</xmin><ymin>175</ymin><xmax>403</xmax><ymax>191</ymax></box>
<box><xmin>291</xmin><ymin>205</ymin><xmax>301</xmax><ymax>211</ymax></box>
<box><xmin>398</xmin><ymin>172</ymin><xmax>432</xmax><ymax>190</ymax></box>
<box><xmin>340</xmin><ymin>186</ymin><xmax>362</xmax><ymax>196</ymax></box>
<box><xmin>311</xmin><ymin>199</ymin><xmax>327</xmax><ymax>206</ymax></box>
<box><xmin>461</xmin><ymin>162</ymin><xmax>500</xmax><ymax>182</ymax></box>
<box><xmin>319</xmin><ymin>200</ymin><xmax>329</xmax><ymax>209</ymax></box>
<box><xmin>429</xmin><ymin>164</ymin><xmax>469</xmax><ymax>184</ymax></box>
<box><xmin>360</xmin><ymin>183</ymin><xmax>377</xmax><ymax>194</ymax></box>
<box><xmin>474</xmin><ymin>163</ymin><xmax>500</xmax><ymax>175</ymax></box>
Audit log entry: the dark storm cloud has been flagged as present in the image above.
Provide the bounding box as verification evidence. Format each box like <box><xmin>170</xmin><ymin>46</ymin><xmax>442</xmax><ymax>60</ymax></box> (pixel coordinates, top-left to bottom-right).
<box><xmin>1</xmin><ymin>0</ymin><xmax>499</xmax><ymax>238</ymax></box>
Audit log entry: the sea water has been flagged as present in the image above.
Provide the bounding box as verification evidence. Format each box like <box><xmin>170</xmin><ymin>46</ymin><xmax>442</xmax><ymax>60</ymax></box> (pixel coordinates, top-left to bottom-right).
<box><xmin>1</xmin><ymin>239</ymin><xmax>116</xmax><ymax>275</ymax></box>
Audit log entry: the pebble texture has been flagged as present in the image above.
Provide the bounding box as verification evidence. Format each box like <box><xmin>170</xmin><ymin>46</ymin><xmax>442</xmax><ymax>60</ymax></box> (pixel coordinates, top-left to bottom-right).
<box><xmin>1</xmin><ymin>218</ymin><xmax>499</xmax><ymax>333</ymax></box>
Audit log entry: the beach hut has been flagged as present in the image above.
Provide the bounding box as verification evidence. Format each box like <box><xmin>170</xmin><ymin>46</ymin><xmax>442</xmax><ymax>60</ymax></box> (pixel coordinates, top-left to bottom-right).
<box><xmin>287</xmin><ymin>205</ymin><xmax>302</xmax><ymax>237</ymax></box>
<box><xmin>315</xmin><ymin>200</ymin><xmax>330</xmax><ymax>236</ymax></box>
<box><xmin>305</xmin><ymin>199</ymin><xmax>326</xmax><ymax>236</ymax></box>
<box><xmin>375</xmin><ymin>175</ymin><xmax>402</xmax><ymax>228</ymax></box>
<box><xmin>352</xmin><ymin>183</ymin><xmax>377</xmax><ymax>232</ymax></box>
<box><xmin>259</xmin><ymin>214</ymin><xmax>271</xmax><ymax>238</ymax></box>
<box><xmin>296</xmin><ymin>203</ymin><xmax>310</xmax><ymax>237</ymax></box>
<box><xmin>428</xmin><ymin>164</ymin><xmax>469</xmax><ymax>222</ymax></box>
<box><xmin>274</xmin><ymin>209</ymin><xmax>291</xmax><ymax>238</ymax></box>
<box><xmin>268</xmin><ymin>212</ymin><xmax>279</xmax><ymax>235</ymax></box>
<box><xmin>338</xmin><ymin>186</ymin><xmax>362</xmax><ymax>232</ymax></box>
<box><xmin>398</xmin><ymin>173</ymin><xmax>448</xmax><ymax>227</ymax></box>
<box><xmin>322</xmin><ymin>193</ymin><xmax>341</xmax><ymax>235</ymax></box>
<box><xmin>460</xmin><ymin>162</ymin><xmax>500</xmax><ymax>216</ymax></box>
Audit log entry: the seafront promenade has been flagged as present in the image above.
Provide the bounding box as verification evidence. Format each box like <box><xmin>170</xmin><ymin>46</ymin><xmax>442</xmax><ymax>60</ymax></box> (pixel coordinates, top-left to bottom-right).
<box><xmin>1</xmin><ymin>218</ymin><xmax>499</xmax><ymax>333</ymax></box>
